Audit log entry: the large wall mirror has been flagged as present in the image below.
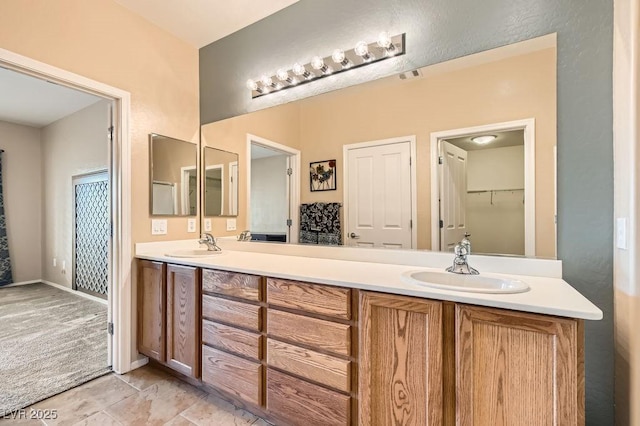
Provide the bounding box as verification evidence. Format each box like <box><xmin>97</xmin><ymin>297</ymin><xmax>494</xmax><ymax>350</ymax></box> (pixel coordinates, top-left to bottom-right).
<box><xmin>201</xmin><ymin>34</ymin><xmax>557</xmax><ymax>259</ymax></box>
<box><xmin>203</xmin><ymin>146</ymin><xmax>239</xmax><ymax>217</ymax></box>
<box><xmin>149</xmin><ymin>134</ymin><xmax>198</xmax><ymax>216</ymax></box>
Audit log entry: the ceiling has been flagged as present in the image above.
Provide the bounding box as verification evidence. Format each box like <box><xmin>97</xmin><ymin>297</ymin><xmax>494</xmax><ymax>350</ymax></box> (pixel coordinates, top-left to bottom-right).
<box><xmin>251</xmin><ymin>144</ymin><xmax>287</xmax><ymax>160</ymax></box>
<box><xmin>113</xmin><ymin>0</ymin><xmax>300</xmax><ymax>48</ymax></box>
<box><xmin>0</xmin><ymin>67</ymin><xmax>102</xmax><ymax>128</ymax></box>
<box><xmin>445</xmin><ymin>129</ymin><xmax>525</xmax><ymax>151</ymax></box>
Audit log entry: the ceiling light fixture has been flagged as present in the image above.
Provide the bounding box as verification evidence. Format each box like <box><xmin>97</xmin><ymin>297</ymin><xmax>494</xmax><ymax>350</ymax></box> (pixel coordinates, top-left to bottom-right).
<box><xmin>246</xmin><ymin>32</ymin><xmax>406</xmax><ymax>98</ymax></box>
<box><xmin>471</xmin><ymin>135</ymin><xmax>497</xmax><ymax>145</ymax></box>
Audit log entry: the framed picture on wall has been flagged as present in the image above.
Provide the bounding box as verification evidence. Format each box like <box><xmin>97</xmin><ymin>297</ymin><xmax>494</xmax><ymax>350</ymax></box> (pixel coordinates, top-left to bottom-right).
<box><xmin>310</xmin><ymin>159</ymin><xmax>336</xmax><ymax>192</ymax></box>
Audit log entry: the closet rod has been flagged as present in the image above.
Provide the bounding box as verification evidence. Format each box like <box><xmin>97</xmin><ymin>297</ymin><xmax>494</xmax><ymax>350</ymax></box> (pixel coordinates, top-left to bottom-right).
<box><xmin>467</xmin><ymin>188</ymin><xmax>524</xmax><ymax>194</ymax></box>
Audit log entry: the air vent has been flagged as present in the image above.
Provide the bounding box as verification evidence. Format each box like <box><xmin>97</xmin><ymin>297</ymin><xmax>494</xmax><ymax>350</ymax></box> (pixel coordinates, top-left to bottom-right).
<box><xmin>399</xmin><ymin>69</ymin><xmax>422</xmax><ymax>80</ymax></box>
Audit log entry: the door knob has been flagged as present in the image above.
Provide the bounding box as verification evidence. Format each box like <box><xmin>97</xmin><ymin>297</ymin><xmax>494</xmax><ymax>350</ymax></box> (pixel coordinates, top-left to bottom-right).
<box><xmin>350</xmin><ymin>232</ymin><xmax>360</xmax><ymax>239</ymax></box>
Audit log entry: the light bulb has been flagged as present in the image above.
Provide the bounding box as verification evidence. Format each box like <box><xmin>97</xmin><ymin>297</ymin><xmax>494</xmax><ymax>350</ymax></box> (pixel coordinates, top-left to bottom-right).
<box><xmin>311</xmin><ymin>56</ymin><xmax>324</xmax><ymax>70</ymax></box>
<box><xmin>331</xmin><ymin>49</ymin><xmax>351</xmax><ymax>69</ymax></box>
<box><xmin>292</xmin><ymin>62</ymin><xmax>312</xmax><ymax>79</ymax></box>
<box><xmin>332</xmin><ymin>49</ymin><xmax>345</xmax><ymax>63</ymax></box>
<box><xmin>310</xmin><ymin>55</ymin><xmax>332</xmax><ymax>74</ymax></box>
<box><xmin>354</xmin><ymin>41</ymin><xmax>369</xmax><ymax>57</ymax></box>
<box><xmin>261</xmin><ymin>75</ymin><xmax>273</xmax><ymax>87</ymax></box>
<box><xmin>246</xmin><ymin>79</ymin><xmax>258</xmax><ymax>91</ymax></box>
<box><xmin>276</xmin><ymin>69</ymin><xmax>289</xmax><ymax>81</ymax></box>
<box><xmin>376</xmin><ymin>31</ymin><xmax>392</xmax><ymax>49</ymax></box>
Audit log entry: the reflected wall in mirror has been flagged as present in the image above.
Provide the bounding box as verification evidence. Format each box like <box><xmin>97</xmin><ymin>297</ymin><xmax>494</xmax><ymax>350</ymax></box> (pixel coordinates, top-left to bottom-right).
<box><xmin>149</xmin><ymin>134</ymin><xmax>198</xmax><ymax>216</ymax></box>
<box><xmin>201</xmin><ymin>34</ymin><xmax>557</xmax><ymax>258</ymax></box>
<box><xmin>203</xmin><ymin>146</ymin><xmax>239</xmax><ymax>216</ymax></box>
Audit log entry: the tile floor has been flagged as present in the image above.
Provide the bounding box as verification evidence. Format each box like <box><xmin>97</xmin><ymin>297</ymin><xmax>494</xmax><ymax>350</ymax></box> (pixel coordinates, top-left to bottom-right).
<box><xmin>1</xmin><ymin>365</ymin><xmax>272</xmax><ymax>426</ymax></box>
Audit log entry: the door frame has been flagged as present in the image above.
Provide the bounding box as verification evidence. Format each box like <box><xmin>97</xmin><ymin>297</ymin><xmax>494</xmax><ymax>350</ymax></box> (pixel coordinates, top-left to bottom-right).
<box><xmin>246</xmin><ymin>134</ymin><xmax>301</xmax><ymax>243</ymax></box>
<box><xmin>204</xmin><ymin>163</ymin><xmax>224</xmax><ymax>216</ymax></box>
<box><xmin>180</xmin><ymin>165</ymin><xmax>197</xmax><ymax>216</ymax></box>
<box><xmin>430</xmin><ymin>118</ymin><xmax>536</xmax><ymax>256</ymax></box>
<box><xmin>342</xmin><ymin>136</ymin><xmax>418</xmax><ymax>249</ymax></box>
<box><xmin>0</xmin><ymin>48</ymin><xmax>132</xmax><ymax>373</ymax></box>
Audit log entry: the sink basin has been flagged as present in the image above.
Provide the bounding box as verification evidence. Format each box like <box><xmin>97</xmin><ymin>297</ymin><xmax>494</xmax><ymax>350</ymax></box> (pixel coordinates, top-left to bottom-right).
<box><xmin>165</xmin><ymin>249</ymin><xmax>223</xmax><ymax>258</ymax></box>
<box><xmin>400</xmin><ymin>270</ymin><xmax>529</xmax><ymax>294</ymax></box>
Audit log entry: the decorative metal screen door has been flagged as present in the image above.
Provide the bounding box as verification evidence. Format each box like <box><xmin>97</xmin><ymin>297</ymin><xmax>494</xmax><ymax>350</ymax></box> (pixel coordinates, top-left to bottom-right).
<box><xmin>73</xmin><ymin>171</ymin><xmax>110</xmax><ymax>298</ymax></box>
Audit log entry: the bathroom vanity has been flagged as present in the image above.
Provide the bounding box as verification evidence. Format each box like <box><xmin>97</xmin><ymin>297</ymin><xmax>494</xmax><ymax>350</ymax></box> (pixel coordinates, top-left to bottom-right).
<box><xmin>135</xmin><ymin>241</ymin><xmax>600</xmax><ymax>425</ymax></box>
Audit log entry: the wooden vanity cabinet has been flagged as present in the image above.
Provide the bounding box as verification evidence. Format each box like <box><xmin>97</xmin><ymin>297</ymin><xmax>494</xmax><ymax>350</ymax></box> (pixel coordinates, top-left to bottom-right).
<box><xmin>265</xmin><ymin>278</ymin><xmax>356</xmax><ymax>426</ymax></box>
<box><xmin>137</xmin><ymin>260</ymin><xmax>200</xmax><ymax>378</ymax></box>
<box><xmin>358</xmin><ymin>291</ymin><xmax>585</xmax><ymax>426</ymax></box>
<box><xmin>200</xmin><ymin>269</ymin><xmax>264</xmax><ymax>407</ymax></box>
<box><xmin>359</xmin><ymin>292</ymin><xmax>444</xmax><ymax>426</ymax></box>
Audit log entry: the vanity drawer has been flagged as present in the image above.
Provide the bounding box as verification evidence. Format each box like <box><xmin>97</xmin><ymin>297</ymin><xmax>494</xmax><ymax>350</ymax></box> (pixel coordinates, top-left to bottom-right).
<box><xmin>267</xmin><ymin>309</ymin><xmax>351</xmax><ymax>357</ymax></box>
<box><xmin>202</xmin><ymin>294</ymin><xmax>261</xmax><ymax>332</ymax></box>
<box><xmin>202</xmin><ymin>346</ymin><xmax>262</xmax><ymax>407</ymax></box>
<box><xmin>266</xmin><ymin>368</ymin><xmax>350</xmax><ymax>426</ymax></box>
<box><xmin>202</xmin><ymin>320</ymin><xmax>262</xmax><ymax>361</ymax></box>
<box><xmin>267</xmin><ymin>338</ymin><xmax>351</xmax><ymax>393</ymax></box>
<box><xmin>266</xmin><ymin>278</ymin><xmax>351</xmax><ymax>320</ymax></box>
<box><xmin>202</xmin><ymin>269</ymin><xmax>262</xmax><ymax>302</ymax></box>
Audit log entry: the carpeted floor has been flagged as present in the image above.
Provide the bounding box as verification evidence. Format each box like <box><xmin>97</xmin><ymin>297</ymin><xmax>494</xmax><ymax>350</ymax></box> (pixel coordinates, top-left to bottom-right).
<box><xmin>0</xmin><ymin>283</ymin><xmax>110</xmax><ymax>414</ymax></box>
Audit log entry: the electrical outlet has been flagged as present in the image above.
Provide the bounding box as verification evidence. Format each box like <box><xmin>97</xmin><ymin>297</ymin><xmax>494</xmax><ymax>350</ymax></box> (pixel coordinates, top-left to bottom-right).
<box><xmin>53</xmin><ymin>258</ymin><xmax>57</xmax><ymax>267</ymax></box>
<box><xmin>152</xmin><ymin>219</ymin><xmax>168</xmax><ymax>235</ymax></box>
<box><xmin>61</xmin><ymin>260</ymin><xmax>66</xmax><ymax>274</ymax></box>
<box><xmin>204</xmin><ymin>218</ymin><xmax>212</xmax><ymax>232</ymax></box>
<box><xmin>187</xmin><ymin>218</ymin><xmax>196</xmax><ymax>233</ymax></box>
<box><xmin>226</xmin><ymin>218</ymin><xmax>237</xmax><ymax>231</ymax></box>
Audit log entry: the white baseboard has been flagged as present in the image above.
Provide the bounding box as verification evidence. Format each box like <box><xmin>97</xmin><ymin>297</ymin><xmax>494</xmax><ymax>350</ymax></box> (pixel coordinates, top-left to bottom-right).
<box><xmin>1</xmin><ymin>280</ymin><xmax>41</xmax><ymax>288</ymax></box>
<box><xmin>41</xmin><ymin>280</ymin><xmax>108</xmax><ymax>305</ymax></box>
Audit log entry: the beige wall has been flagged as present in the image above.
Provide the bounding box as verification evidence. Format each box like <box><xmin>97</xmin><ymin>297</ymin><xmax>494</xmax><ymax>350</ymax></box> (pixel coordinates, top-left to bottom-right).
<box><xmin>613</xmin><ymin>0</ymin><xmax>640</xmax><ymax>423</ymax></box>
<box><xmin>201</xmin><ymin>102</ymin><xmax>301</xmax><ymax>237</ymax></box>
<box><xmin>0</xmin><ymin>0</ymin><xmax>200</xmax><ymax>243</ymax></box>
<box><xmin>41</xmin><ymin>100</ymin><xmax>109</xmax><ymax>287</ymax></box>
<box><xmin>0</xmin><ymin>121</ymin><xmax>42</xmax><ymax>283</ymax></box>
<box><xmin>151</xmin><ymin>137</ymin><xmax>198</xmax><ymax>216</ymax></box>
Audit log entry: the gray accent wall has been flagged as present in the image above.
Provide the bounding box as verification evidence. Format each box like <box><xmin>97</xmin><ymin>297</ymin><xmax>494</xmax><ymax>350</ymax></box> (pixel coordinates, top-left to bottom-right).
<box><xmin>200</xmin><ymin>1</ymin><xmax>614</xmax><ymax>424</ymax></box>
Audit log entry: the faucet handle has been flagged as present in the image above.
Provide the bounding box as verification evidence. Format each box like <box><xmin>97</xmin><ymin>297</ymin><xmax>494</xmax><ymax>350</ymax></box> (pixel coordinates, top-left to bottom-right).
<box><xmin>454</xmin><ymin>243</ymin><xmax>468</xmax><ymax>256</ymax></box>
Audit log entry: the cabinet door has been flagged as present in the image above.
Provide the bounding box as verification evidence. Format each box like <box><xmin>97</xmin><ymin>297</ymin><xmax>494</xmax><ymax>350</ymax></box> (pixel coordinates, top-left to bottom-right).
<box><xmin>166</xmin><ymin>264</ymin><xmax>200</xmax><ymax>378</ymax></box>
<box><xmin>456</xmin><ymin>305</ymin><xmax>581</xmax><ymax>426</ymax></box>
<box><xmin>137</xmin><ymin>260</ymin><xmax>166</xmax><ymax>362</ymax></box>
<box><xmin>359</xmin><ymin>292</ymin><xmax>443</xmax><ymax>426</ymax></box>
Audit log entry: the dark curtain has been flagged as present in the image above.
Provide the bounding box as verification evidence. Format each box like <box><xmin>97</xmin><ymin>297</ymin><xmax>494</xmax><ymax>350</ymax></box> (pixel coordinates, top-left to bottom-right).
<box><xmin>0</xmin><ymin>151</ymin><xmax>12</xmax><ymax>286</ymax></box>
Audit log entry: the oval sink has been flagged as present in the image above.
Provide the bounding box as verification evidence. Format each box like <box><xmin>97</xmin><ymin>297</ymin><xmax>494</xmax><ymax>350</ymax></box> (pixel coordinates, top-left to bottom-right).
<box><xmin>165</xmin><ymin>249</ymin><xmax>223</xmax><ymax>258</ymax></box>
<box><xmin>401</xmin><ymin>270</ymin><xmax>529</xmax><ymax>294</ymax></box>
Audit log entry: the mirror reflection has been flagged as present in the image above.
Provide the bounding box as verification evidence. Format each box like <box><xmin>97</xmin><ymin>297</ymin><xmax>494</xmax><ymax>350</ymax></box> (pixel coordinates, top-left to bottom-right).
<box><xmin>203</xmin><ymin>146</ymin><xmax>239</xmax><ymax>217</ymax></box>
<box><xmin>149</xmin><ymin>134</ymin><xmax>197</xmax><ymax>216</ymax></box>
<box><xmin>201</xmin><ymin>34</ymin><xmax>557</xmax><ymax>258</ymax></box>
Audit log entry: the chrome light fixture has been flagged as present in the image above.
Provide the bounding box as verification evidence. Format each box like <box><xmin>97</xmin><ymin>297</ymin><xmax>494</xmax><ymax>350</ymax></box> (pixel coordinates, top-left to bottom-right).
<box><xmin>246</xmin><ymin>32</ymin><xmax>406</xmax><ymax>98</ymax></box>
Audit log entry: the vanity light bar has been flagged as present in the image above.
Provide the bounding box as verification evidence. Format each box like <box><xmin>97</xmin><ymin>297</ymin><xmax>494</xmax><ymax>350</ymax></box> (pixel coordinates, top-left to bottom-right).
<box><xmin>246</xmin><ymin>32</ymin><xmax>406</xmax><ymax>99</ymax></box>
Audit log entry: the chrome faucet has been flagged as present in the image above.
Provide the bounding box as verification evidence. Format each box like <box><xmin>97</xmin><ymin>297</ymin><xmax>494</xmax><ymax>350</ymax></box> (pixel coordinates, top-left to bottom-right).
<box><xmin>198</xmin><ymin>233</ymin><xmax>221</xmax><ymax>251</ymax></box>
<box><xmin>237</xmin><ymin>230</ymin><xmax>252</xmax><ymax>242</ymax></box>
<box><xmin>446</xmin><ymin>237</ymin><xmax>479</xmax><ymax>275</ymax></box>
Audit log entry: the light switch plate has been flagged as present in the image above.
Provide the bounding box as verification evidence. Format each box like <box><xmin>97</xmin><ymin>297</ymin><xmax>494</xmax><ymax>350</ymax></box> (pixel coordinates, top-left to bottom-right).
<box><xmin>152</xmin><ymin>219</ymin><xmax>168</xmax><ymax>235</ymax></box>
<box><xmin>616</xmin><ymin>217</ymin><xmax>627</xmax><ymax>250</ymax></box>
<box><xmin>187</xmin><ymin>218</ymin><xmax>196</xmax><ymax>233</ymax></box>
<box><xmin>226</xmin><ymin>218</ymin><xmax>237</xmax><ymax>231</ymax></box>
<box><xmin>204</xmin><ymin>218</ymin><xmax>212</xmax><ymax>232</ymax></box>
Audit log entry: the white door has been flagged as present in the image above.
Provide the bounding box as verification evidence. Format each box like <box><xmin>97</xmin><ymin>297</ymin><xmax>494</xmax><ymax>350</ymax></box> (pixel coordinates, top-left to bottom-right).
<box><xmin>439</xmin><ymin>141</ymin><xmax>468</xmax><ymax>250</ymax></box>
<box><xmin>347</xmin><ymin>141</ymin><xmax>412</xmax><ymax>248</ymax></box>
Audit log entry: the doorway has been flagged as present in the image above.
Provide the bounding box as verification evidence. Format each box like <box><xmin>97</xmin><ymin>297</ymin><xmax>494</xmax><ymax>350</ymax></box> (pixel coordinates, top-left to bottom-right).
<box><xmin>246</xmin><ymin>134</ymin><xmax>300</xmax><ymax>243</ymax></box>
<box><xmin>343</xmin><ymin>136</ymin><xmax>417</xmax><ymax>249</ymax></box>
<box><xmin>0</xmin><ymin>47</ymin><xmax>132</xmax><ymax>373</ymax></box>
<box><xmin>430</xmin><ymin>119</ymin><xmax>536</xmax><ymax>256</ymax></box>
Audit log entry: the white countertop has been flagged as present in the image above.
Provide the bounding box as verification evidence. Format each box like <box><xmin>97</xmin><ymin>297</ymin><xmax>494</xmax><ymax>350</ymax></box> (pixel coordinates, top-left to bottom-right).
<box><xmin>135</xmin><ymin>240</ymin><xmax>602</xmax><ymax>321</ymax></box>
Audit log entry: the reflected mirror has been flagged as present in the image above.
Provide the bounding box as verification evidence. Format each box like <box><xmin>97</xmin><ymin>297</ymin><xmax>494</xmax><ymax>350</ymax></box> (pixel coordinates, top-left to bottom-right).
<box><xmin>201</xmin><ymin>34</ymin><xmax>557</xmax><ymax>258</ymax></box>
<box><xmin>149</xmin><ymin>134</ymin><xmax>197</xmax><ymax>216</ymax></box>
<box><xmin>203</xmin><ymin>146</ymin><xmax>239</xmax><ymax>216</ymax></box>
